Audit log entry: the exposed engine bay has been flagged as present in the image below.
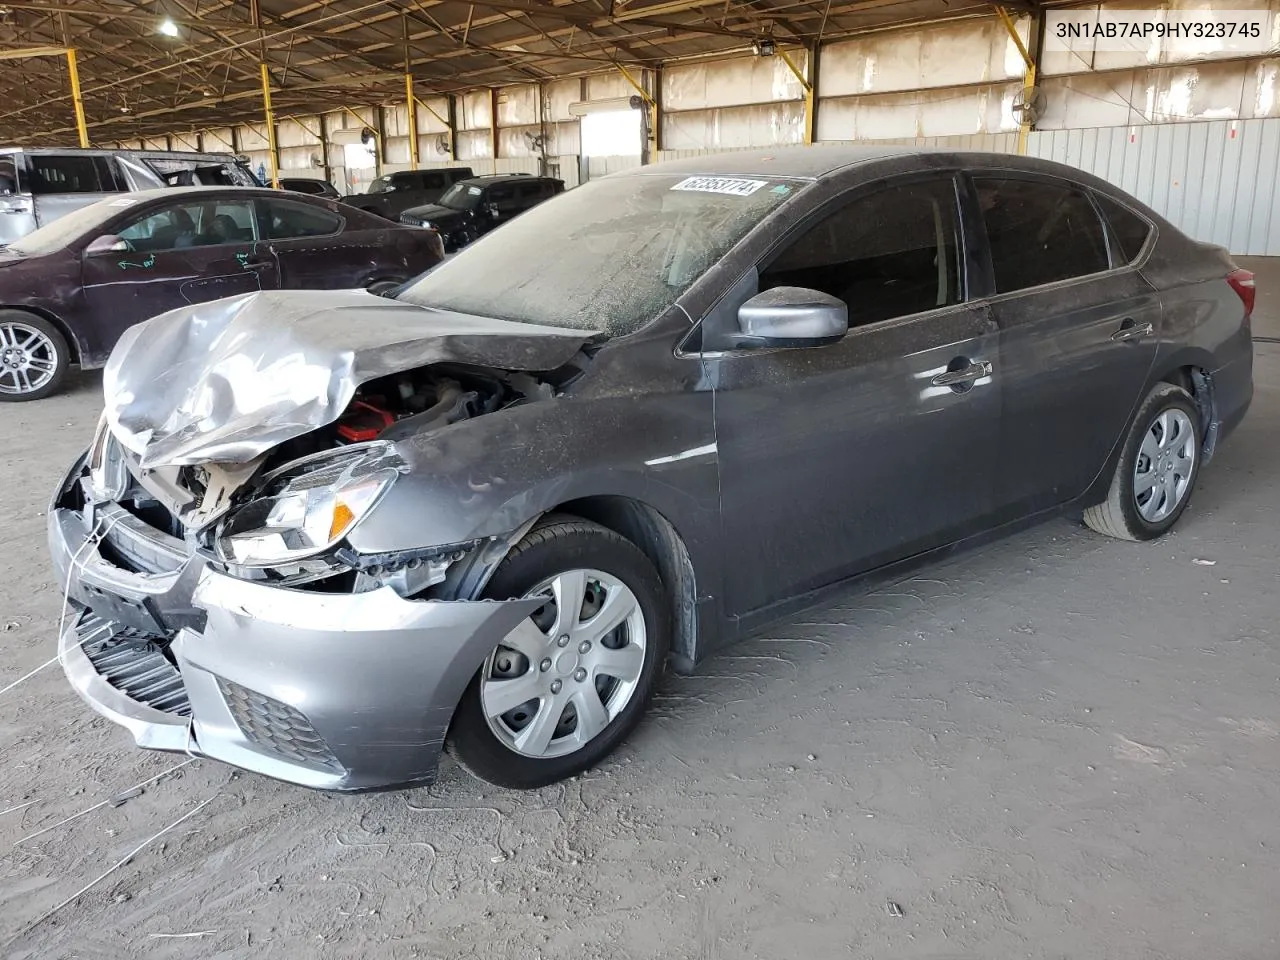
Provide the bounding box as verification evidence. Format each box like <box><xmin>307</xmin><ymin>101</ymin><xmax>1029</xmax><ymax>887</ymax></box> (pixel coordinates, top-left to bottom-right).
<box><xmin>88</xmin><ymin>359</ymin><xmax>582</xmax><ymax>603</ymax></box>
<box><xmin>261</xmin><ymin>362</ymin><xmax>559</xmax><ymax>468</ymax></box>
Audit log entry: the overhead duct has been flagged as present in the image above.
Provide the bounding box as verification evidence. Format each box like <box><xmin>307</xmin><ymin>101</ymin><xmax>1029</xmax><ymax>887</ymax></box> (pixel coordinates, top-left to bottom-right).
<box><xmin>328</xmin><ymin>126</ymin><xmax>378</xmax><ymax>146</ymax></box>
<box><xmin>567</xmin><ymin>96</ymin><xmax>645</xmax><ymax>117</ymax></box>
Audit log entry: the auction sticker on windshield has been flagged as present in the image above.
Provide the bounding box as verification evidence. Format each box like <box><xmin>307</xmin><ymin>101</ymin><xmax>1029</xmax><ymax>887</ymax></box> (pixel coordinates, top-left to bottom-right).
<box><xmin>671</xmin><ymin>176</ymin><xmax>769</xmax><ymax>197</ymax></box>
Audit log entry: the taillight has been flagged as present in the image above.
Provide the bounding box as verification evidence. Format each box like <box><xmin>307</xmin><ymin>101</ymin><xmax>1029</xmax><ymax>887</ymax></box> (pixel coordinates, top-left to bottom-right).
<box><xmin>1227</xmin><ymin>268</ymin><xmax>1256</xmax><ymax>315</ymax></box>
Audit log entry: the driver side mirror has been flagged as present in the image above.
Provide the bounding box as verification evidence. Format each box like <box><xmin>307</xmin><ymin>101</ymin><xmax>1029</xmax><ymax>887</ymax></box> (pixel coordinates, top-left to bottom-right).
<box><xmin>730</xmin><ymin>286</ymin><xmax>848</xmax><ymax>349</ymax></box>
<box><xmin>85</xmin><ymin>234</ymin><xmax>129</xmax><ymax>256</ymax></box>
<box><xmin>486</xmin><ymin>203</ymin><xmax>501</xmax><ymax>219</ymax></box>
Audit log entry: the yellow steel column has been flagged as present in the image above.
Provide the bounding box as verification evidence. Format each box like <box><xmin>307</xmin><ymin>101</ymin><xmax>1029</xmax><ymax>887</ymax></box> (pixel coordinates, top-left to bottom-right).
<box><xmin>996</xmin><ymin>6</ymin><xmax>1036</xmax><ymax>156</ymax></box>
<box><xmin>260</xmin><ymin>62</ymin><xmax>280</xmax><ymax>187</ymax></box>
<box><xmin>777</xmin><ymin>48</ymin><xmax>813</xmax><ymax>145</ymax></box>
<box><xmin>617</xmin><ymin>64</ymin><xmax>657</xmax><ymax>163</ymax></box>
<box><xmin>406</xmin><ymin>74</ymin><xmax>420</xmax><ymax>168</ymax></box>
<box><xmin>65</xmin><ymin>48</ymin><xmax>89</xmax><ymax>147</ymax></box>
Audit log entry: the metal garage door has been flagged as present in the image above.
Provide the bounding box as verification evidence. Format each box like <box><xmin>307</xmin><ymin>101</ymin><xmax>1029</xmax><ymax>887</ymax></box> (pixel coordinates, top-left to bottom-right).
<box><xmin>1027</xmin><ymin>119</ymin><xmax>1280</xmax><ymax>256</ymax></box>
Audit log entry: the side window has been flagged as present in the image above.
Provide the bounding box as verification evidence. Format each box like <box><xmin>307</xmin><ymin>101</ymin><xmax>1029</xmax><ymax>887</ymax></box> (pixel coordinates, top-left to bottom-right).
<box><xmin>262</xmin><ymin>199</ymin><xmax>343</xmax><ymax>240</ymax></box>
<box><xmin>0</xmin><ymin>156</ymin><xmax>17</xmax><ymax>195</ymax></box>
<box><xmin>28</xmin><ymin>155</ymin><xmax>104</xmax><ymax>194</ymax></box>
<box><xmin>518</xmin><ymin>182</ymin><xmax>550</xmax><ymax>204</ymax></box>
<box><xmin>391</xmin><ymin>173</ymin><xmax>419</xmax><ymax>192</ymax></box>
<box><xmin>117</xmin><ymin>199</ymin><xmax>258</xmax><ymax>251</ymax></box>
<box><xmin>1095</xmin><ymin>193</ymin><xmax>1153</xmax><ymax>264</ymax></box>
<box><xmin>94</xmin><ymin>157</ymin><xmax>127</xmax><ymax>192</ymax></box>
<box><xmin>974</xmin><ymin>177</ymin><xmax>1110</xmax><ymax>293</ymax></box>
<box><xmin>488</xmin><ymin>184</ymin><xmax>517</xmax><ymax>210</ymax></box>
<box><xmin>760</xmin><ymin>177</ymin><xmax>965</xmax><ymax>328</ymax></box>
<box><xmin>423</xmin><ymin>172</ymin><xmax>446</xmax><ymax>190</ymax></box>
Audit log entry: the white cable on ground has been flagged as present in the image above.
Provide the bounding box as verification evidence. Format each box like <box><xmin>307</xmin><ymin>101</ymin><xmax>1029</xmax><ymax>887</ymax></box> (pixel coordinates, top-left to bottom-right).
<box><xmin>23</xmin><ymin>794</ymin><xmax>216</xmax><ymax>932</ymax></box>
<box><xmin>0</xmin><ymin>511</ymin><xmax>122</xmax><ymax>700</ymax></box>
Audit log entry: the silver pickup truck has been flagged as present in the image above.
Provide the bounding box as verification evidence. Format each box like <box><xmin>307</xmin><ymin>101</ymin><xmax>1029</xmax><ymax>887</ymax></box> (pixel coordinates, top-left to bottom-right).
<box><xmin>0</xmin><ymin>147</ymin><xmax>259</xmax><ymax>244</ymax></box>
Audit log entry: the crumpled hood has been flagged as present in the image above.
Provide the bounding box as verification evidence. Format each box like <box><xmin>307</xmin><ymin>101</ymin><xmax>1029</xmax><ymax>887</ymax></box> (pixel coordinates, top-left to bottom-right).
<box><xmin>104</xmin><ymin>288</ymin><xmax>595</xmax><ymax>468</ymax></box>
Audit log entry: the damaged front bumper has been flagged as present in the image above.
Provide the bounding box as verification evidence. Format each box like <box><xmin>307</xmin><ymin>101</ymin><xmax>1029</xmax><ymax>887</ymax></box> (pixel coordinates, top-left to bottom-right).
<box><xmin>49</xmin><ymin>454</ymin><xmax>540</xmax><ymax>792</ymax></box>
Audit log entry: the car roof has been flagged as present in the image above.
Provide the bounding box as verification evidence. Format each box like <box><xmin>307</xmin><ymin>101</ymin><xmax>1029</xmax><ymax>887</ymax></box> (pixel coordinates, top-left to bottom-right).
<box><xmin>460</xmin><ymin>174</ymin><xmax>557</xmax><ymax>186</ymax></box>
<box><xmin>0</xmin><ymin>146</ymin><xmax>244</xmax><ymax>162</ymax></box>
<box><xmin>612</xmin><ymin>145</ymin><xmax>928</xmax><ymax>180</ymax></box>
<box><xmin>109</xmin><ymin>186</ymin><xmax>302</xmax><ymax>202</ymax></box>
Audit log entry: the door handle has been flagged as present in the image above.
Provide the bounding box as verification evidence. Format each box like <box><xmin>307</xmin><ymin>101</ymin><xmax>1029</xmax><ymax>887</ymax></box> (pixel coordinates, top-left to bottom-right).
<box><xmin>1111</xmin><ymin>318</ymin><xmax>1154</xmax><ymax>342</ymax></box>
<box><xmin>932</xmin><ymin>359</ymin><xmax>992</xmax><ymax>388</ymax></box>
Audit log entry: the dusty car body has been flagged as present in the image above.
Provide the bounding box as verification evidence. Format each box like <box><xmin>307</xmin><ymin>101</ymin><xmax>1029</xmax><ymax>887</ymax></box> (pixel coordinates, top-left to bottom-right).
<box><xmin>49</xmin><ymin>147</ymin><xmax>1254</xmax><ymax>792</ymax></box>
<box><xmin>0</xmin><ymin>186</ymin><xmax>443</xmax><ymax>400</ymax></box>
<box><xmin>0</xmin><ymin>147</ymin><xmax>258</xmax><ymax>245</ymax></box>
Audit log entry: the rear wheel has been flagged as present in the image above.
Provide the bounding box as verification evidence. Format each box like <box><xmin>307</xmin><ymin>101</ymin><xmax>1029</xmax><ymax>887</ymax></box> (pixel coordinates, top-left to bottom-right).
<box><xmin>0</xmin><ymin>310</ymin><xmax>69</xmax><ymax>402</ymax></box>
<box><xmin>449</xmin><ymin>517</ymin><xmax>669</xmax><ymax>789</ymax></box>
<box><xmin>1083</xmin><ymin>382</ymin><xmax>1202</xmax><ymax>541</ymax></box>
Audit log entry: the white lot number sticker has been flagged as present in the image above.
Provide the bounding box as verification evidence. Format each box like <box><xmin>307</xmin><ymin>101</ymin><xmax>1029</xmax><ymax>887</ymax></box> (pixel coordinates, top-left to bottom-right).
<box><xmin>671</xmin><ymin>176</ymin><xmax>768</xmax><ymax>197</ymax></box>
<box><xmin>107</xmin><ymin>197</ymin><xmax>139</xmax><ymax>207</ymax></box>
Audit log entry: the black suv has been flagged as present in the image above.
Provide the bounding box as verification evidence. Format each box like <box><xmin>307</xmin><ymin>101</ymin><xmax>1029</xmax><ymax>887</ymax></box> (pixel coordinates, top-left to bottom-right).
<box><xmin>398</xmin><ymin>174</ymin><xmax>565</xmax><ymax>252</ymax></box>
<box><xmin>342</xmin><ymin>167</ymin><xmax>474</xmax><ymax>220</ymax></box>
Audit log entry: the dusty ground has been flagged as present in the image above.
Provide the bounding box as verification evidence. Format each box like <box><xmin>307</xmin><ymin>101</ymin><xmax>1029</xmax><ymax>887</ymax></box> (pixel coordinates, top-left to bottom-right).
<box><xmin>2</xmin><ymin>260</ymin><xmax>1279</xmax><ymax>960</ymax></box>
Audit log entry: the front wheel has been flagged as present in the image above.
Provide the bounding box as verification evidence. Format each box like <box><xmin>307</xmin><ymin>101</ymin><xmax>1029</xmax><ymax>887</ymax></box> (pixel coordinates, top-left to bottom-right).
<box><xmin>1083</xmin><ymin>382</ymin><xmax>1202</xmax><ymax>541</ymax></box>
<box><xmin>449</xmin><ymin>517</ymin><xmax>669</xmax><ymax>789</ymax></box>
<box><xmin>0</xmin><ymin>310</ymin><xmax>69</xmax><ymax>402</ymax></box>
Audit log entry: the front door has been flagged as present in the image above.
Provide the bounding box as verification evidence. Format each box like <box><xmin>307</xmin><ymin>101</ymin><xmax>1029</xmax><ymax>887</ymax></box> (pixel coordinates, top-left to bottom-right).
<box><xmin>712</xmin><ymin>175</ymin><xmax>1002</xmax><ymax>617</ymax></box>
<box><xmin>81</xmin><ymin>195</ymin><xmax>279</xmax><ymax>353</ymax></box>
<box><xmin>971</xmin><ymin>175</ymin><xmax>1159</xmax><ymax>517</ymax></box>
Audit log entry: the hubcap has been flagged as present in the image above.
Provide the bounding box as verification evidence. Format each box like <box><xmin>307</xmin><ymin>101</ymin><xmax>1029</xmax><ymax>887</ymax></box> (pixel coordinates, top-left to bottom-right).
<box><xmin>0</xmin><ymin>321</ymin><xmax>58</xmax><ymax>396</ymax></box>
<box><xmin>1133</xmin><ymin>408</ymin><xmax>1196</xmax><ymax>522</ymax></box>
<box><xmin>481</xmin><ymin>568</ymin><xmax>647</xmax><ymax>759</ymax></box>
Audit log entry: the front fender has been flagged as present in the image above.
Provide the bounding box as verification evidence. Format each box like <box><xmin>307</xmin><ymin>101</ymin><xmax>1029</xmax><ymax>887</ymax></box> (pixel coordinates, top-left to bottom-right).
<box><xmin>345</xmin><ymin>392</ymin><xmax>719</xmax><ymax>575</ymax></box>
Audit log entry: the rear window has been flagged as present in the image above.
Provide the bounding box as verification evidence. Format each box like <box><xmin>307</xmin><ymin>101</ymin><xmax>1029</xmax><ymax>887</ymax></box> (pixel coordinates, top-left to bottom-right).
<box><xmin>28</xmin><ymin>155</ymin><xmax>106</xmax><ymax>194</ymax></box>
<box><xmin>262</xmin><ymin>198</ymin><xmax>343</xmax><ymax>239</ymax></box>
<box><xmin>1095</xmin><ymin>193</ymin><xmax>1153</xmax><ymax>263</ymax></box>
<box><xmin>974</xmin><ymin>177</ymin><xmax>1110</xmax><ymax>294</ymax></box>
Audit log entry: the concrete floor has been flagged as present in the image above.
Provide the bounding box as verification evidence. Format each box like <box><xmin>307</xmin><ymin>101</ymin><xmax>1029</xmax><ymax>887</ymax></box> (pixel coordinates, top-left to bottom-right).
<box><xmin>1</xmin><ymin>260</ymin><xmax>1278</xmax><ymax>959</ymax></box>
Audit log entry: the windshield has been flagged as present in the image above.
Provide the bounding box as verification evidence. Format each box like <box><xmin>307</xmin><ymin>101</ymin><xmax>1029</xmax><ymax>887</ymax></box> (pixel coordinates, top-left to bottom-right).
<box><xmin>366</xmin><ymin>175</ymin><xmax>396</xmax><ymax>194</ymax></box>
<box><xmin>438</xmin><ymin>182</ymin><xmax>483</xmax><ymax>211</ymax></box>
<box><xmin>8</xmin><ymin>195</ymin><xmax>140</xmax><ymax>256</ymax></box>
<box><xmin>398</xmin><ymin>174</ymin><xmax>800</xmax><ymax>336</ymax></box>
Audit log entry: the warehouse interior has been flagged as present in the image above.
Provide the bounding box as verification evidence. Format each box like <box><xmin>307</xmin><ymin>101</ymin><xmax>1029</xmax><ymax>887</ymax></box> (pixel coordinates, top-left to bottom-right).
<box><xmin>2</xmin><ymin>0</ymin><xmax>1278</xmax><ymax>251</ymax></box>
<box><xmin>2</xmin><ymin>0</ymin><xmax>1280</xmax><ymax>957</ymax></box>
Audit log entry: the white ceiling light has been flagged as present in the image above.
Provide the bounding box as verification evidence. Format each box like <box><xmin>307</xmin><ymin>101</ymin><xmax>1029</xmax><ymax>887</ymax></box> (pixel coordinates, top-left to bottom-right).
<box><xmin>158</xmin><ymin>17</ymin><xmax>179</xmax><ymax>37</ymax></box>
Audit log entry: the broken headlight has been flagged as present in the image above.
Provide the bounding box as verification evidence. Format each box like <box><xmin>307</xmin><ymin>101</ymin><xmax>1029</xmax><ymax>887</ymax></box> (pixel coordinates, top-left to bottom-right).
<box><xmin>216</xmin><ymin>443</ymin><xmax>404</xmax><ymax>567</ymax></box>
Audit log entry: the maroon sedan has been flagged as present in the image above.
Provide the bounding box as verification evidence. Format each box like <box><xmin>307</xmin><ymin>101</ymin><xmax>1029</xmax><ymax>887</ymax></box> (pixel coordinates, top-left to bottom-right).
<box><xmin>0</xmin><ymin>186</ymin><xmax>443</xmax><ymax>400</ymax></box>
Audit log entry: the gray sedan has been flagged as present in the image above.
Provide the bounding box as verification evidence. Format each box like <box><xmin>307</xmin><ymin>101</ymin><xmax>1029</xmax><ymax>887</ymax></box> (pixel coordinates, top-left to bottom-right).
<box><xmin>48</xmin><ymin>147</ymin><xmax>1254</xmax><ymax>791</ymax></box>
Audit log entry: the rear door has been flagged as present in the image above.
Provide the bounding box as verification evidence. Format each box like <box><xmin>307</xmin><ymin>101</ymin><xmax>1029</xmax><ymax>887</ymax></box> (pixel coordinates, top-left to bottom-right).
<box><xmin>0</xmin><ymin>153</ymin><xmax>34</xmax><ymax>244</ymax></box>
<box><xmin>81</xmin><ymin>195</ymin><xmax>278</xmax><ymax>351</ymax></box>
<box><xmin>257</xmin><ymin>195</ymin><xmax>357</xmax><ymax>289</ymax></box>
<box><xmin>713</xmin><ymin>174</ymin><xmax>1002</xmax><ymax>616</ymax></box>
<box><xmin>28</xmin><ymin>154</ymin><xmax>123</xmax><ymax>227</ymax></box>
<box><xmin>972</xmin><ymin>174</ymin><xmax>1160</xmax><ymax>517</ymax></box>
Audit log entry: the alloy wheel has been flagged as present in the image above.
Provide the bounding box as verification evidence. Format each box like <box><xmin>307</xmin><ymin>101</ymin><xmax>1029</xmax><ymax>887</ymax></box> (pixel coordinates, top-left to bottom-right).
<box><xmin>481</xmin><ymin>568</ymin><xmax>648</xmax><ymax>759</ymax></box>
<box><xmin>1133</xmin><ymin>408</ymin><xmax>1196</xmax><ymax>522</ymax></box>
<box><xmin>0</xmin><ymin>321</ymin><xmax>59</xmax><ymax>397</ymax></box>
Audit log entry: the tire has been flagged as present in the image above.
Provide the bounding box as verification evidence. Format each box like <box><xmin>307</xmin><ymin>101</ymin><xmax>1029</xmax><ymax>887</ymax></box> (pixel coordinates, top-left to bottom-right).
<box><xmin>449</xmin><ymin>516</ymin><xmax>670</xmax><ymax>789</ymax></box>
<box><xmin>366</xmin><ymin>278</ymin><xmax>405</xmax><ymax>297</ymax></box>
<box><xmin>0</xmin><ymin>310</ymin><xmax>69</xmax><ymax>402</ymax></box>
<box><xmin>1083</xmin><ymin>382</ymin><xmax>1202</xmax><ymax>541</ymax></box>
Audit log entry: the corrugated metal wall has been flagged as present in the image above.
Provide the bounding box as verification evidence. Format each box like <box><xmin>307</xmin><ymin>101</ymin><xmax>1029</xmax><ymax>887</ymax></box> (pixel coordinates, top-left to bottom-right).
<box><xmin>1027</xmin><ymin>119</ymin><xmax>1280</xmax><ymax>255</ymax></box>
